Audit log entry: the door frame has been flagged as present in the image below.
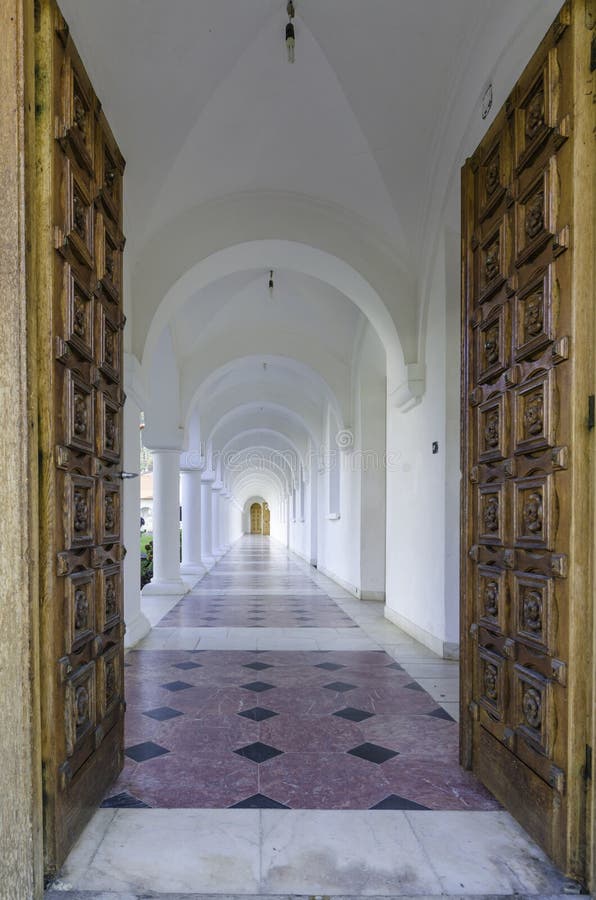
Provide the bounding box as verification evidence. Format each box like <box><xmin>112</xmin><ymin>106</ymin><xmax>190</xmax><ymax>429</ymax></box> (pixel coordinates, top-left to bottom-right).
<box><xmin>1</xmin><ymin>0</ymin><xmax>595</xmax><ymax>897</ymax></box>
<box><xmin>0</xmin><ymin>0</ymin><xmax>44</xmax><ymax>897</ymax></box>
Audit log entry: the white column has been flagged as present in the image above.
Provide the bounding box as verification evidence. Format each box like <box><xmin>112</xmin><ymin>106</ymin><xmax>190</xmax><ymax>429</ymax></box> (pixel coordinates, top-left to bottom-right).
<box><xmin>201</xmin><ymin>476</ymin><xmax>216</xmax><ymax>569</ymax></box>
<box><xmin>142</xmin><ymin>449</ymin><xmax>186</xmax><ymax>595</ymax></box>
<box><xmin>211</xmin><ymin>483</ymin><xmax>224</xmax><ymax>558</ymax></box>
<box><xmin>180</xmin><ymin>463</ymin><xmax>206</xmax><ymax>579</ymax></box>
<box><xmin>122</xmin><ymin>393</ymin><xmax>151</xmax><ymax>647</ymax></box>
<box><xmin>220</xmin><ymin>490</ymin><xmax>231</xmax><ymax>552</ymax></box>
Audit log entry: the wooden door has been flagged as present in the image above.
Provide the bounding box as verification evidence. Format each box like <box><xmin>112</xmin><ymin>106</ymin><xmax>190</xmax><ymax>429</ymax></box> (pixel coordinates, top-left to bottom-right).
<box><xmin>461</xmin><ymin>0</ymin><xmax>594</xmax><ymax>881</ymax></box>
<box><xmin>263</xmin><ymin>503</ymin><xmax>271</xmax><ymax>536</ymax></box>
<box><xmin>250</xmin><ymin>502</ymin><xmax>262</xmax><ymax>534</ymax></box>
<box><xmin>35</xmin><ymin>0</ymin><xmax>126</xmax><ymax>874</ymax></box>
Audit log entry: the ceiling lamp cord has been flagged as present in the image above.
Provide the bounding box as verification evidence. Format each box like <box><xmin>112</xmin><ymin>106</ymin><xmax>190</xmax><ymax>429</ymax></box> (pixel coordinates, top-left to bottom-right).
<box><xmin>286</xmin><ymin>1</ymin><xmax>295</xmax><ymax>63</ymax></box>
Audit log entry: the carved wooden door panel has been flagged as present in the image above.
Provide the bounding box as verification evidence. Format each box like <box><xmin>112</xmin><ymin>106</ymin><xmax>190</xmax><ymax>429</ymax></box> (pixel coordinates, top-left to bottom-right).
<box><xmin>461</xmin><ymin>1</ymin><xmax>594</xmax><ymax>881</ymax></box>
<box><xmin>250</xmin><ymin>502</ymin><xmax>262</xmax><ymax>534</ymax></box>
<box><xmin>36</xmin><ymin>0</ymin><xmax>126</xmax><ymax>874</ymax></box>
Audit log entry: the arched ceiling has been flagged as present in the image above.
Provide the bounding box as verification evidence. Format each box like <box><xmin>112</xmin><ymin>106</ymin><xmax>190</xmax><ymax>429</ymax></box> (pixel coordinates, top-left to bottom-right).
<box><xmin>60</xmin><ymin>0</ymin><xmax>564</xmax><ymax>506</ymax></box>
<box><xmin>59</xmin><ymin>0</ymin><xmax>559</xmax><ymax>280</ymax></box>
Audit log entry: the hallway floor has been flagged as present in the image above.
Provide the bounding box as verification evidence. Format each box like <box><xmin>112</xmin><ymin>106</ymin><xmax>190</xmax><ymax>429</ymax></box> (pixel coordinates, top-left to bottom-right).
<box><xmin>52</xmin><ymin>538</ymin><xmax>572</xmax><ymax>897</ymax></box>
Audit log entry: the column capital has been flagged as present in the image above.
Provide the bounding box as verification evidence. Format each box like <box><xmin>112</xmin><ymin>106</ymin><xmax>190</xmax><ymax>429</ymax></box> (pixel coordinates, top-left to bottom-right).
<box><xmin>143</xmin><ymin>445</ymin><xmax>183</xmax><ymax>455</ymax></box>
<box><xmin>212</xmin><ymin>481</ymin><xmax>224</xmax><ymax>492</ymax></box>
<box><xmin>180</xmin><ymin>450</ymin><xmax>205</xmax><ymax>472</ymax></box>
<box><xmin>201</xmin><ymin>472</ymin><xmax>216</xmax><ymax>484</ymax></box>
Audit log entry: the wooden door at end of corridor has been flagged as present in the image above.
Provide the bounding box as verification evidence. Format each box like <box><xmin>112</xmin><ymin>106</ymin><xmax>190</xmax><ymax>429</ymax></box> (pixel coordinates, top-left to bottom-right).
<box><xmin>251</xmin><ymin>503</ymin><xmax>263</xmax><ymax>533</ymax></box>
<box><xmin>461</xmin><ymin>0</ymin><xmax>594</xmax><ymax>885</ymax></box>
<box><xmin>35</xmin><ymin>0</ymin><xmax>127</xmax><ymax>875</ymax></box>
<box><xmin>263</xmin><ymin>503</ymin><xmax>271</xmax><ymax>536</ymax></box>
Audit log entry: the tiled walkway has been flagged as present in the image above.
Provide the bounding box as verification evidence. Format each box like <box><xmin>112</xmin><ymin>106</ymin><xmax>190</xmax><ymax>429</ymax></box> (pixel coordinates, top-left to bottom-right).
<box><xmin>107</xmin><ymin>539</ymin><xmax>493</xmax><ymax>811</ymax></box>
<box><xmin>53</xmin><ymin>538</ymin><xmax>570</xmax><ymax>897</ymax></box>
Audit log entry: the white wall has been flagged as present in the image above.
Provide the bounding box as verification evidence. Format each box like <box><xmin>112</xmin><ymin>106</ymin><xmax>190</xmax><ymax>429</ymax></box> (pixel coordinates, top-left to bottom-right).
<box><xmin>385</xmin><ymin>233</ymin><xmax>458</xmax><ymax>657</ymax></box>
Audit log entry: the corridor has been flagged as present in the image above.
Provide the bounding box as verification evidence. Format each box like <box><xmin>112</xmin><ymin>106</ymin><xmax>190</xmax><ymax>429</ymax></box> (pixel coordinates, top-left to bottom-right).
<box><xmin>51</xmin><ymin>538</ymin><xmax>569</xmax><ymax>897</ymax></box>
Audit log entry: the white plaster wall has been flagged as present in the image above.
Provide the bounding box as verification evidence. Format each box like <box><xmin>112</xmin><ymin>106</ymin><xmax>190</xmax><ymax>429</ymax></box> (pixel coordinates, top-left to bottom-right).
<box><xmin>357</xmin><ymin>326</ymin><xmax>387</xmax><ymax>600</ymax></box>
<box><xmin>385</xmin><ymin>235</ymin><xmax>454</xmax><ymax>656</ymax></box>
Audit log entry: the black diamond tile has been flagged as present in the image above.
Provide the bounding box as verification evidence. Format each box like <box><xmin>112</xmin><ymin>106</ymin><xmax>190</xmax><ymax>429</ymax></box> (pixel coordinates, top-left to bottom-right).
<box><xmin>386</xmin><ymin>662</ymin><xmax>404</xmax><ymax>671</ymax></box>
<box><xmin>125</xmin><ymin>741</ymin><xmax>170</xmax><ymax>763</ymax></box>
<box><xmin>143</xmin><ymin>706</ymin><xmax>184</xmax><ymax>721</ymax></box>
<box><xmin>323</xmin><ymin>681</ymin><xmax>357</xmax><ymax>693</ymax></box>
<box><xmin>404</xmin><ymin>681</ymin><xmax>425</xmax><ymax>691</ymax></box>
<box><xmin>161</xmin><ymin>680</ymin><xmax>193</xmax><ymax>692</ymax></box>
<box><xmin>370</xmin><ymin>794</ymin><xmax>429</xmax><ymax>810</ymax></box>
<box><xmin>428</xmin><ymin>707</ymin><xmax>455</xmax><ymax>722</ymax></box>
<box><xmin>241</xmin><ymin>681</ymin><xmax>275</xmax><ymax>693</ymax></box>
<box><xmin>243</xmin><ymin>661</ymin><xmax>273</xmax><ymax>671</ymax></box>
<box><xmin>333</xmin><ymin>707</ymin><xmax>374</xmax><ymax>723</ymax></box>
<box><xmin>173</xmin><ymin>661</ymin><xmax>203</xmax><ymax>670</ymax></box>
<box><xmin>237</xmin><ymin>706</ymin><xmax>278</xmax><ymax>722</ymax></box>
<box><xmin>234</xmin><ymin>742</ymin><xmax>284</xmax><ymax>764</ymax></box>
<box><xmin>315</xmin><ymin>662</ymin><xmax>346</xmax><ymax>671</ymax></box>
<box><xmin>101</xmin><ymin>791</ymin><xmax>151</xmax><ymax>809</ymax></box>
<box><xmin>230</xmin><ymin>793</ymin><xmax>289</xmax><ymax>809</ymax></box>
<box><xmin>347</xmin><ymin>742</ymin><xmax>399</xmax><ymax>764</ymax></box>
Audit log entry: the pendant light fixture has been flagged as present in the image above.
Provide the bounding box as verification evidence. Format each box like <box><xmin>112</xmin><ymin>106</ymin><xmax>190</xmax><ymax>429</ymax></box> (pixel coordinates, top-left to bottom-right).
<box><xmin>286</xmin><ymin>1</ymin><xmax>295</xmax><ymax>63</ymax></box>
<box><xmin>268</xmin><ymin>269</ymin><xmax>275</xmax><ymax>298</ymax></box>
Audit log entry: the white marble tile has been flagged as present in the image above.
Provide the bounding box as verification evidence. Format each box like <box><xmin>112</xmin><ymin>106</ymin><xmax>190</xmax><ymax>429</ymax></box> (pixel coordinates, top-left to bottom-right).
<box><xmin>57</xmin><ymin>809</ymin><xmax>116</xmax><ymax>882</ymax></box>
<box><xmin>141</xmin><ymin>594</ymin><xmax>184</xmax><ymax>627</ymax></box>
<box><xmin>402</xmin><ymin>661</ymin><xmax>460</xmax><ymax>678</ymax></box>
<box><xmin>405</xmin><ymin>811</ymin><xmax>568</xmax><ymax>894</ymax></box>
<box><xmin>437</xmin><ymin>701</ymin><xmax>460</xmax><ymax>722</ymax></box>
<box><xmin>414</xmin><ymin>677</ymin><xmax>460</xmax><ymax>702</ymax></box>
<box><xmin>62</xmin><ymin>810</ymin><xmax>261</xmax><ymax>894</ymax></box>
<box><xmin>260</xmin><ymin>810</ymin><xmax>441</xmax><ymax>895</ymax></box>
<box><xmin>134</xmin><ymin>627</ymin><xmax>200</xmax><ymax>650</ymax></box>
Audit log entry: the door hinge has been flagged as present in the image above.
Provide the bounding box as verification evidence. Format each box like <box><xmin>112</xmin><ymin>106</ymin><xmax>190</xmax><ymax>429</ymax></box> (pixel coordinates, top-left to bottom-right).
<box><xmin>584</xmin><ymin>744</ymin><xmax>592</xmax><ymax>781</ymax></box>
<box><xmin>588</xmin><ymin>395</ymin><xmax>595</xmax><ymax>430</ymax></box>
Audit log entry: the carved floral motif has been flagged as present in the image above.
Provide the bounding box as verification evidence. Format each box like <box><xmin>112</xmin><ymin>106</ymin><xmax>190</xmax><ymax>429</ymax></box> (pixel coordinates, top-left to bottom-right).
<box><xmin>483</xmin><ymin>324</ymin><xmax>499</xmax><ymax>367</ymax></box>
<box><xmin>105</xmin><ymin>244</ymin><xmax>115</xmax><ymax>281</ymax></box>
<box><xmin>523</xmin><ymin>491</ymin><xmax>543</xmax><ymax>535</ymax></box>
<box><xmin>525</xmin><ymin>191</ymin><xmax>544</xmax><ymax>239</ymax></box>
<box><xmin>525</xmin><ymin>89</ymin><xmax>544</xmax><ymax>139</ymax></box>
<box><xmin>74</xmin><ymin>491</ymin><xmax>89</xmax><ymax>533</ymax></box>
<box><xmin>73</xmin><ymin>296</ymin><xmax>87</xmax><ymax>338</ymax></box>
<box><xmin>484</xmin><ymin>579</ymin><xmax>499</xmax><ymax>617</ymax></box>
<box><xmin>483</xmin><ymin>495</ymin><xmax>500</xmax><ymax>534</ymax></box>
<box><xmin>75</xmin><ymin>684</ymin><xmax>89</xmax><ymax>727</ymax></box>
<box><xmin>523</xmin><ymin>392</ymin><xmax>544</xmax><ymax>437</ymax></box>
<box><xmin>523</xmin><ymin>685</ymin><xmax>542</xmax><ymax>729</ymax></box>
<box><xmin>484</xmin><ymin>662</ymin><xmax>498</xmax><ymax>701</ymax></box>
<box><xmin>72</xmin><ymin>191</ymin><xmax>87</xmax><ymax>240</ymax></box>
<box><xmin>73</xmin><ymin>91</ymin><xmax>87</xmax><ymax>136</ymax></box>
<box><xmin>105</xmin><ymin>410</ymin><xmax>116</xmax><ymax>451</ymax></box>
<box><xmin>73</xmin><ymin>392</ymin><xmax>88</xmax><ymax>436</ymax></box>
<box><xmin>104</xmin><ymin>328</ymin><xmax>115</xmax><ymax>367</ymax></box>
<box><xmin>74</xmin><ymin>587</ymin><xmax>89</xmax><ymax>631</ymax></box>
<box><xmin>485</xmin><ymin>241</ymin><xmax>500</xmax><ymax>282</ymax></box>
<box><xmin>524</xmin><ymin>291</ymin><xmax>544</xmax><ymax>338</ymax></box>
<box><xmin>104</xmin><ymin>494</ymin><xmax>116</xmax><ymax>533</ymax></box>
<box><xmin>105</xmin><ymin>577</ymin><xmax>117</xmax><ymax>619</ymax></box>
<box><xmin>486</xmin><ymin>157</ymin><xmax>500</xmax><ymax>196</ymax></box>
<box><xmin>522</xmin><ymin>588</ymin><xmax>543</xmax><ymax>633</ymax></box>
<box><xmin>484</xmin><ymin>409</ymin><xmax>500</xmax><ymax>448</ymax></box>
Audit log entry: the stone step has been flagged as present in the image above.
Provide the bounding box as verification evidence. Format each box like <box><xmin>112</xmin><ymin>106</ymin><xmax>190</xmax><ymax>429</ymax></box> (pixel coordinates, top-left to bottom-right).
<box><xmin>44</xmin><ymin>891</ymin><xmax>582</xmax><ymax>900</ymax></box>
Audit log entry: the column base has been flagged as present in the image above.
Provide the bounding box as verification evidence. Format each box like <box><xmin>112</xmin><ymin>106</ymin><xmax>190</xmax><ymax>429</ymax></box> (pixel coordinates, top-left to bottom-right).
<box><xmin>201</xmin><ymin>554</ymin><xmax>216</xmax><ymax>570</ymax></box>
<box><xmin>124</xmin><ymin>610</ymin><xmax>152</xmax><ymax>649</ymax></box>
<box><xmin>180</xmin><ymin>563</ymin><xmax>207</xmax><ymax>578</ymax></box>
<box><xmin>142</xmin><ymin>578</ymin><xmax>189</xmax><ymax>596</ymax></box>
